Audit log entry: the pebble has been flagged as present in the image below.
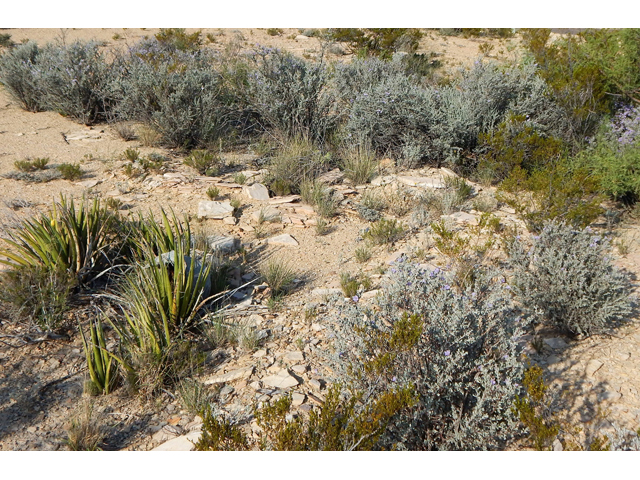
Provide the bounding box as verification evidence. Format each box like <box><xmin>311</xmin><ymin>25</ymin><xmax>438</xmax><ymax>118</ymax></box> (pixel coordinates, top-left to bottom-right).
<box><xmin>284</xmin><ymin>351</ymin><xmax>304</xmax><ymax>362</ymax></box>
<box><xmin>309</xmin><ymin>379</ymin><xmax>323</xmax><ymax>391</ymax></box>
<box><xmin>292</xmin><ymin>393</ymin><xmax>306</xmax><ymax>406</ymax></box>
<box><xmin>243</xmin><ymin>183</ymin><xmax>270</xmax><ymax>201</ymax></box>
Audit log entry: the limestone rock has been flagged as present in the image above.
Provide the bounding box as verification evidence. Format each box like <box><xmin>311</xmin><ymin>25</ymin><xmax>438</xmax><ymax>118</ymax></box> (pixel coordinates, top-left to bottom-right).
<box><xmin>208</xmin><ymin>235</ymin><xmax>239</xmax><ymax>253</ymax></box>
<box><xmin>204</xmin><ymin>366</ymin><xmax>254</xmax><ymax>385</ymax></box>
<box><xmin>261</xmin><ymin>369</ymin><xmax>299</xmax><ymax>389</ymax></box>
<box><xmin>544</xmin><ymin>338</ymin><xmax>568</xmax><ymax>350</ymax></box>
<box><xmin>269</xmin><ymin>195</ymin><xmax>301</xmax><ymax>205</ymax></box>
<box><xmin>446</xmin><ymin>211</ymin><xmax>479</xmax><ymax>226</ymax></box>
<box><xmin>311</xmin><ymin>288</ymin><xmax>342</xmax><ymax>297</ymax></box>
<box><xmin>586</xmin><ymin>359</ymin><xmax>604</xmax><ymax>377</ymax></box>
<box><xmin>317</xmin><ymin>168</ymin><xmax>344</xmax><ymax>185</ymax></box>
<box><xmin>284</xmin><ymin>351</ymin><xmax>304</xmax><ymax>362</ymax></box>
<box><xmin>266</xmin><ymin>234</ymin><xmax>299</xmax><ymax>246</ymax></box>
<box><xmin>152</xmin><ymin>431</ymin><xmax>202</xmax><ymax>451</ymax></box>
<box><xmin>198</xmin><ymin>201</ymin><xmax>234</xmax><ymax>219</ymax></box>
<box><xmin>292</xmin><ymin>393</ymin><xmax>306</xmax><ymax>406</ymax></box>
<box><xmin>243</xmin><ymin>183</ymin><xmax>270</xmax><ymax>201</ymax></box>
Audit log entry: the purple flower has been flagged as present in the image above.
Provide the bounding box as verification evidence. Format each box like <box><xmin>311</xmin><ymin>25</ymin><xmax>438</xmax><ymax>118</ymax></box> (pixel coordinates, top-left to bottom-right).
<box><xmin>444</xmin><ymin>350</ymin><xmax>451</xmax><ymax>357</ymax></box>
<box><xmin>391</xmin><ymin>376</ymin><xmax>397</xmax><ymax>382</ymax></box>
<box><xmin>491</xmin><ymin>379</ymin><xmax>496</xmax><ymax>385</ymax></box>
<box><xmin>443</xmin><ymin>285</ymin><xmax>451</xmax><ymax>290</ymax></box>
<box><xmin>352</xmin><ymin>295</ymin><xmax>359</xmax><ymax>303</ymax></box>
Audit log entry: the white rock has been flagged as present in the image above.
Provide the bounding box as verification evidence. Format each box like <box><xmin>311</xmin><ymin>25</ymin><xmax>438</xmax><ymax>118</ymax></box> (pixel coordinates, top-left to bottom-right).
<box><xmin>253</xmin><ymin>349</ymin><xmax>267</xmax><ymax>358</ymax></box>
<box><xmin>396</xmin><ymin>175</ymin><xmax>446</xmax><ymax>189</ymax></box>
<box><xmin>251</xmin><ymin>207</ymin><xmax>280</xmax><ymax>222</ymax></box>
<box><xmin>204</xmin><ymin>366</ymin><xmax>254</xmax><ymax>385</ymax></box>
<box><xmin>266</xmin><ymin>234</ymin><xmax>299</xmax><ymax>246</ymax></box>
<box><xmin>261</xmin><ymin>369</ymin><xmax>299</xmax><ymax>389</ymax></box>
<box><xmin>292</xmin><ymin>393</ymin><xmax>306</xmax><ymax>406</ymax></box>
<box><xmin>152</xmin><ymin>431</ymin><xmax>202</xmax><ymax>451</ymax></box>
<box><xmin>243</xmin><ymin>183</ymin><xmax>270</xmax><ymax>201</ymax></box>
<box><xmin>223</xmin><ymin>217</ymin><xmax>237</xmax><ymax>225</ymax></box>
<box><xmin>309</xmin><ymin>379</ymin><xmax>322</xmax><ymax>391</ymax></box>
<box><xmin>317</xmin><ymin>168</ymin><xmax>344</xmax><ymax>185</ymax></box>
<box><xmin>269</xmin><ymin>195</ymin><xmax>301</xmax><ymax>205</ymax></box>
<box><xmin>284</xmin><ymin>351</ymin><xmax>304</xmax><ymax>362</ymax></box>
<box><xmin>446</xmin><ymin>211</ymin><xmax>479</xmax><ymax>226</ymax></box>
<box><xmin>197</xmin><ymin>201</ymin><xmax>234</xmax><ymax>219</ymax></box>
<box><xmin>371</xmin><ymin>175</ymin><xmax>395</xmax><ymax>186</ymax></box>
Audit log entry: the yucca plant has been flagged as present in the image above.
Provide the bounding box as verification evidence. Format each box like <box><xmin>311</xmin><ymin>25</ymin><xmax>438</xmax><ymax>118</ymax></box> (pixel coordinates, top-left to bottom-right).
<box><xmin>0</xmin><ymin>195</ymin><xmax>118</xmax><ymax>283</ymax></box>
<box><xmin>129</xmin><ymin>208</ymin><xmax>193</xmax><ymax>257</ymax></box>
<box><xmin>79</xmin><ymin>316</ymin><xmax>118</xmax><ymax>395</ymax></box>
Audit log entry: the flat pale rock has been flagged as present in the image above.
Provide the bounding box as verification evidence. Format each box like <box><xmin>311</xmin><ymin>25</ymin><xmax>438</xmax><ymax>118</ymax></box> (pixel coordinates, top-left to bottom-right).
<box><xmin>76</xmin><ymin>179</ymin><xmax>101</xmax><ymax>188</ymax></box>
<box><xmin>269</xmin><ymin>195</ymin><xmax>301</xmax><ymax>205</ymax></box>
<box><xmin>360</xmin><ymin>289</ymin><xmax>380</xmax><ymax>300</ymax></box>
<box><xmin>370</xmin><ymin>175</ymin><xmax>396</xmax><ymax>186</ymax></box>
<box><xmin>317</xmin><ymin>168</ymin><xmax>344</xmax><ymax>185</ymax></box>
<box><xmin>292</xmin><ymin>393</ymin><xmax>306</xmax><ymax>406</ymax></box>
<box><xmin>284</xmin><ymin>351</ymin><xmax>304</xmax><ymax>362</ymax></box>
<box><xmin>311</xmin><ymin>288</ymin><xmax>342</xmax><ymax>297</ymax></box>
<box><xmin>251</xmin><ymin>207</ymin><xmax>280</xmax><ymax>222</ymax></box>
<box><xmin>223</xmin><ymin>217</ymin><xmax>237</xmax><ymax>225</ymax></box>
<box><xmin>208</xmin><ymin>235</ymin><xmax>239</xmax><ymax>253</ymax></box>
<box><xmin>197</xmin><ymin>201</ymin><xmax>234</xmax><ymax>219</ymax></box>
<box><xmin>253</xmin><ymin>349</ymin><xmax>267</xmax><ymax>358</ymax></box>
<box><xmin>396</xmin><ymin>175</ymin><xmax>446</xmax><ymax>189</ymax></box>
<box><xmin>309</xmin><ymin>379</ymin><xmax>322</xmax><ymax>391</ymax></box>
<box><xmin>152</xmin><ymin>431</ymin><xmax>202</xmax><ymax>451</ymax></box>
<box><xmin>243</xmin><ymin>183</ymin><xmax>270</xmax><ymax>201</ymax></box>
<box><xmin>214</xmin><ymin>182</ymin><xmax>244</xmax><ymax>189</ymax></box>
<box><xmin>266</xmin><ymin>234</ymin><xmax>299</xmax><ymax>246</ymax></box>
<box><xmin>586</xmin><ymin>359</ymin><xmax>604</xmax><ymax>377</ymax></box>
<box><xmin>294</xmin><ymin>205</ymin><xmax>315</xmax><ymax>215</ymax></box>
<box><xmin>261</xmin><ymin>369</ymin><xmax>299</xmax><ymax>389</ymax></box>
<box><xmin>66</xmin><ymin>130</ymin><xmax>102</xmax><ymax>141</ymax></box>
<box><xmin>204</xmin><ymin>366</ymin><xmax>254</xmax><ymax>385</ymax></box>
<box><xmin>239</xmin><ymin>223</ymin><xmax>255</xmax><ymax>232</ymax></box>
<box><xmin>291</xmin><ymin>364</ymin><xmax>307</xmax><ymax>374</ymax></box>
<box><xmin>445</xmin><ymin>211</ymin><xmax>478</xmax><ymax>226</ymax></box>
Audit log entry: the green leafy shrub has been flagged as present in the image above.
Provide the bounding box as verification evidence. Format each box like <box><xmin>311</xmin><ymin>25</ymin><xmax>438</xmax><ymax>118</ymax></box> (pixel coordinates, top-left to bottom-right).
<box><xmin>245</xmin><ymin>47</ymin><xmax>338</xmax><ymax>142</ymax></box>
<box><xmin>363</xmin><ymin>218</ymin><xmax>404</xmax><ymax>245</ymax></box>
<box><xmin>509</xmin><ymin>221</ymin><xmax>633</xmax><ymax>336</ymax></box>
<box><xmin>14</xmin><ymin>157</ymin><xmax>49</xmax><ymax>172</ymax></box>
<box><xmin>206</xmin><ymin>186</ymin><xmax>220</xmax><ymax>199</ymax></box>
<box><xmin>329</xmin><ymin>29</ymin><xmax>422</xmax><ymax>59</ymax></box>
<box><xmin>184</xmin><ymin>150</ymin><xmax>221</xmax><ymax>176</ymax></box>
<box><xmin>340</xmin><ymin>272</ymin><xmax>359</xmax><ymax>298</ymax></box>
<box><xmin>57</xmin><ymin>163</ymin><xmax>83</xmax><ymax>180</ymax></box>
<box><xmin>177</xmin><ymin>378</ymin><xmax>211</xmax><ymax>416</ymax></box>
<box><xmin>0</xmin><ymin>264</ymin><xmax>75</xmax><ymax>332</ymax></box>
<box><xmin>0</xmin><ymin>33</ymin><xmax>14</xmax><ymax>47</ymax></box>
<box><xmin>326</xmin><ymin>260</ymin><xmax>525</xmax><ymax>450</ymax></box>
<box><xmin>195</xmin><ymin>406</ymin><xmax>249</xmax><ymax>450</ymax></box>
<box><xmin>266</xmin><ymin>28</ymin><xmax>283</xmax><ymax>37</ymax></box>
<box><xmin>154</xmin><ymin>28</ymin><xmax>202</xmax><ymax>52</ymax></box>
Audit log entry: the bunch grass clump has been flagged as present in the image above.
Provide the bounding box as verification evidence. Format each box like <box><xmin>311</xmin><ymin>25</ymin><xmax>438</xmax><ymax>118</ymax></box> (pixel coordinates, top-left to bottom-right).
<box><xmin>259</xmin><ymin>256</ymin><xmax>296</xmax><ymax>297</ymax></box>
<box><xmin>363</xmin><ymin>218</ymin><xmax>404</xmax><ymax>245</ymax></box>
<box><xmin>509</xmin><ymin>221</ymin><xmax>633</xmax><ymax>336</ymax></box>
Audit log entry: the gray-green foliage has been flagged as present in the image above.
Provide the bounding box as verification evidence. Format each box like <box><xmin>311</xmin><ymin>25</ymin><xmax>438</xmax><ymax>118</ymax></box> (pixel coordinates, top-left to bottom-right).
<box><xmin>326</xmin><ymin>260</ymin><xmax>525</xmax><ymax>450</ymax></box>
<box><xmin>509</xmin><ymin>221</ymin><xmax>633</xmax><ymax>336</ymax></box>
<box><xmin>0</xmin><ymin>41</ymin><xmax>43</xmax><ymax>112</ymax></box>
<box><xmin>246</xmin><ymin>47</ymin><xmax>339</xmax><ymax>142</ymax></box>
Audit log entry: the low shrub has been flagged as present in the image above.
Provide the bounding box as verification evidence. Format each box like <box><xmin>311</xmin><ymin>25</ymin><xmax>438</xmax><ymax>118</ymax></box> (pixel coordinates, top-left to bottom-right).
<box><xmin>326</xmin><ymin>260</ymin><xmax>525</xmax><ymax>450</ymax></box>
<box><xmin>300</xmin><ymin>179</ymin><xmax>338</xmax><ymax>218</ymax></box>
<box><xmin>329</xmin><ymin>29</ymin><xmax>423</xmax><ymax>59</ymax></box>
<box><xmin>267</xmin><ymin>137</ymin><xmax>332</xmax><ymax>195</ymax></box>
<box><xmin>65</xmin><ymin>402</ymin><xmax>104</xmax><ymax>451</ymax></box>
<box><xmin>363</xmin><ymin>218</ymin><xmax>404</xmax><ymax>245</ymax></box>
<box><xmin>154</xmin><ymin>28</ymin><xmax>202</xmax><ymax>52</ymax></box>
<box><xmin>509</xmin><ymin>221</ymin><xmax>633</xmax><ymax>336</ymax></box>
<box><xmin>184</xmin><ymin>150</ymin><xmax>222</xmax><ymax>176</ymax></box>
<box><xmin>0</xmin><ymin>41</ymin><xmax>44</xmax><ymax>111</ymax></box>
<box><xmin>0</xmin><ymin>264</ymin><xmax>75</xmax><ymax>332</ymax></box>
<box><xmin>341</xmin><ymin>144</ymin><xmax>378</xmax><ymax>185</ymax></box>
<box><xmin>57</xmin><ymin>163</ymin><xmax>83</xmax><ymax>180</ymax></box>
<box><xmin>14</xmin><ymin>157</ymin><xmax>49</xmax><ymax>172</ymax></box>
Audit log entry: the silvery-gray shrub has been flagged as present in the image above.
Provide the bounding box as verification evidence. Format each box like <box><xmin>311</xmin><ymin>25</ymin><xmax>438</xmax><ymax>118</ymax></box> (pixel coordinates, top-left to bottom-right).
<box><xmin>110</xmin><ymin>41</ymin><xmax>232</xmax><ymax>148</ymax></box>
<box><xmin>34</xmin><ymin>41</ymin><xmax>113</xmax><ymax>124</ymax></box>
<box><xmin>0</xmin><ymin>41</ymin><xmax>43</xmax><ymax>112</ymax></box>
<box><xmin>245</xmin><ymin>47</ymin><xmax>339</xmax><ymax>142</ymax></box>
<box><xmin>326</xmin><ymin>260</ymin><xmax>525</xmax><ymax>450</ymax></box>
<box><xmin>334</xmin><ymin>55</ymin><xmax>409</xmax><ymax>105</ymax></box>
<box><xmin>509</xmin><ymin>221</ymin><xmax>633</xmax><ymax>336</ymax></box>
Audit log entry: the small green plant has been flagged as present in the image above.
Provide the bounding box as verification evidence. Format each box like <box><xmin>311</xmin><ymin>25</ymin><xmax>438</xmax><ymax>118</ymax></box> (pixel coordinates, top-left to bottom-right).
<box><xmin>260</xmin><ymin>257</ymin><xmax>296</xmax><ymax>297</ymax></box>
<box><xmin>354</xmin><ymin>245</ymin><xmax>372</xmax><ymax>263</ymax></box>
<box><xmin>112</xmin><ymin>33</ymin><xmax>122</xmax><ymax>41</ymax></box>
<box><xmin>141</xmin><ymin>153</ymin><xmax>166</xmax><ymax>173</ymax></box>
<box><xmin>315</xmin><ymin>218</ymin><xmax>328</xmax><ymax>235</ymax></box>
<box><xmin>340</xmin><ymin>272</ymin><xmax>360</xmax><ymax>298</ymax></box>
<box><xmin>363</xmin><ymin>218</ymin><xmax>404</xmax><ymax>245</ymax></box>
<box><xmin>138</xmin><ymin>126</ymin><xmax>161</xmax><ymax>147</ymax></box>
<box><xmin>0</xmin><ymin>33</ymin><xmax>14</xmax><ymax>48</ymax></box>
<box><xmin>301</xmin><ymin>179</ymin><xmax>338</xmax><ymax>218</ymax></box>
<box><xmin>155</xmin><ymin>28</ymin><xmax>202</xmax><ymax>52</ymax></box>
<box><xmin>267</xmin><ymin>28</ymin><xmax>283</xmax><ymax>37</ymax></box>
<box><xmin>177</xmin><ymin>378</ymin><xmax>211</xmax><ymax>416</ymax></box>
<box><xmin>206</xmin><ymin>186</ymin><xmax>220</xmax><ymax>200</ymax></box>
<box><xmin>14</xmin><ymin>157</ymin><xmax>49</xmax><ymax>172</ymax></box>
<box><xmin>80</xmin><ymin>316</ymin><xmax>118</xmax><ymax>395</ymax></box>
<box><xmin>57</xmin><ymin>163</ymin><xmax>83</xmax><ymax>180</ymax></box>
<box><xmin>230</xmin><ymin>198</ymin><xmax>241</xmax><ymax>210</ymax></box>
<box><xmin>360</xmin><ymin>189</ymin><xmax>386</xmax><ymax>211</ymax></box>
<box><xmin>123</xmin><ymin>148</ymin><xmax>140</xmax><ymax>162</ymax></box>
<box><xmin>184</xmin><ymin>150</ymin><xmax>220</xmax><ymax>176</ymax></box>
<box><xmin>195</xmin><ymin>405</ymin><xmax>249</xmax><ymax>450</ymax></box>
<box><xmin>233</xmin><ymin>172</ymin><xmax>247</xmax><ymax>185</ymax></box>
<box><xmin>341</xmin><ymin>145</ymin><xmax>378</xmax><ymax>185</ymax></box>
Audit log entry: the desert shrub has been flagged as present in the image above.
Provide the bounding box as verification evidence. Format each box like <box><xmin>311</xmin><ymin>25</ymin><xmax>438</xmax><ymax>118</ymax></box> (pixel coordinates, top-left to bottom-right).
<box><xmin>334</xmin><ymin>56</ymin><xmax>410</xmax><ymax>105</ymax></box>
<box><xmin>177</xmin><ymin>378</ymin><xmax>211</xmax><ymax>416</ymax></box>
<box><xmin>0</xmin><ymin>33</ymin><xmax>14</xmax><ymax>48</ymax></box>
<box><xmin>267</xmin><ymin>138</ymin><xmax>332</xmax><ymax>195</ymax></box>
<box><xmin>363</xmin><ymin>218</ymin><xmax>404</xmax><ymax>245</ymax></box>
<box><xmin>326</xmin><ymin>260</ymin><xmax>525</xmax><ymax>450</ymax></box>
<box><xmin>111</xmin><ymin>43</ymin><xmax>232</xmax><ymax>149</ymax></box>
<box><xmin>300</xmin><ymin>179</ymin><xmax>338</xmax><ymax>218</ymax></box>
<box><xmin>354</xmin><ymin>245</ymin><xmax>372</xmax><ymax>263</ymax></box>
<box><xmin>259</xmin><ymin>256</ymin><xmax>296</xmax><ymax>296</ymax></box>
<box><xmin>341</xmin><ymin>144</ymin><xmax>378</xmax><ymax>185</ymax></box>
<box><xmin>499</xmin><ymin>160</ymin><xmax>605</xmax><ymax>231</ymax></box>
<box><xmin>0</xmin><ymin>264</ymin><xmax>75</xmax><ymax>332</ymax></box>
<box><xmin>184</xmin><ymin>150</ymin><xmax>222</xmax><ymax>176</ymax></box>
<box><xmin>57</xmin><ymin>163</ymin><xmax>83</xmax><ymax>180</ymax></box>
<box><xmin>355</xmin><ymin>204</ymin><xmax>382</xmax><ymax>222</ymax></box>
<box><xmin>0</xmin><ymin>41</ymin><xmax>44</xmax><ymax>111</ymax></box>
<box><xmin>340</xmin><ymin>272</ymin><xmax>359</xmax><ymax>298</ymax></box>
<box><xmin>14</xmin><ymin>157</ymin><xmax>49</xmax><ymax>172</ymax></box>
<box><xmin>266</xmin><ymin>28</ymin><xmax>283</xmax><ymax>37</ymax></box>
<box><xmin>477</xmin><ymin>114</ymin><xmax>565</xmax><ymax>182</ymax></box>
<box><xmin>1</xmin><ymin>169</ymin><xmax>62</xmax><ymax>183</ymax></box>
<box><xmin>195</xmin><ymin>406</ymin><xmax>250</xmax><ymax>450</ymax></box>
<box><xmin>509</xmin><ymin>221</ymin><xmax>633</xmax><ymax>336</ymax></box>
<box><xmin>329</xmin><ymin>28</ymin><xmax>423</xmax><ymax>59</ymax></box>
<box><xmin>206</xmin><ymin>186</ymin><xmax>220</xmax><ymax>200</ymax></box>
<box><xmin>65</xmin><ymin>402</ymin><xmax>104</xmax><ymax>451</ymax></box>
<box><xmin>154</xmin><ymin>28</ymin><xmax>202</xmax><ymax>52</ymax></box>
<box><xmin>359</xmin><ymin>189</ymin><xmax>386</xmax><ymax>211</ymax></box>
<box><xmin>245</xmin><ymin>47</ymin><xmax>339</xmax><ymax>142</ymax></box>
<box><xmin>0</xmin><ymin>196</ymin><xmax>119</xmax><ymax>284</ymax></box>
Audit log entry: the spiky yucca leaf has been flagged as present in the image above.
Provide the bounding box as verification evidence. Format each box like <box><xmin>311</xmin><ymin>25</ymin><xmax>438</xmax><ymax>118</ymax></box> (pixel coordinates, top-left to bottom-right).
<box><xmin>79</xmin><ymin>316</ymin><xmax>118</xmax><ymax>395</ymax></box>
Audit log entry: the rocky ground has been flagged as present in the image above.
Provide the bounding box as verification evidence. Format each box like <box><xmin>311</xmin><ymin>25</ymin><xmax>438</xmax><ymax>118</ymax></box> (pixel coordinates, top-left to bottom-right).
<box><xmin>0</xmin><ymin>29</ymin><xmax>639</xmax><ymax>451</ymax></box>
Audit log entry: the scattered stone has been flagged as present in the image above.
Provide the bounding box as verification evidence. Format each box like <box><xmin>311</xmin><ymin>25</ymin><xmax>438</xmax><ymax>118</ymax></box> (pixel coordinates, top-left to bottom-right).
<box><xmin>151</xmin><ymin>431</ymin><xmax>202</xmax><ymax>451</ymax></box>
<box><xmin>243</xmin><ymin>183</ymin><xmax>270</xmax><ymax>201</ymax></box>
<box><xmin>223</xmin><ymin>217</ymin><xmax>237</xmax><ymax>225</ymax></box>
<box><xmin>291</xmin><ymin>364</ymin><xmax>307</xmax><ymax>374</ymax></box>
<box><xmin>311</xmin><ymin>288</ymin><xmax>342</xmax><ymax>297</ymax></box>
<box><xmin>309</xmin><ymin>379</ymin><xmax>322</xmax><ymax>391</ymax></box>
<box><xmin>552</xmin><ymin>438</ymin><xmax>563</xmax><ymax>451</ymax></box>
<box><xmin>197</xmin><ymin>200</ymin><xmax>234</xmax><ymax>219</ymax></box>
<box><xmin>208</xmin><ymin>235</ymin><xmax>239</xmax><ymax>253</ymax></box>
<box><xmin>269</xmin><ymin>195</ymin><xmax>301</xmax><ymax>205</ymax></box>
<box><xmin>299</xmin><ymin>404</ymin><xmax>313</xmax><ymax>413</ymax></box>
<box><xmin>586</xmin><ymin>359</ymin><xmax>604</xmax><ymax>377</ymax></box>
<box><xmin>253</xmin><ymin>349</ymin><xmax>267</xmax><ymax>358</ymax></box>
<box><xmin>317</xmin><ymin>168</ymin><xmax>344</xmax><ymax>185</ymax></box>
<box><xmin>445</xmin><ymin>211</ymin><xmax>479</xmax><ymax>226</ymax></box>
<box><xmin>204</xmin><ymin>366</ymin><xmax>254</xmax><ymax>385</ymax></box>
<box><xmin>220</xmin><ymin>385</ymin><xmax>235</xmax><ymax>397</ymax></box>
<box><xmin>371</xmin><ymin>175</ymin><xmax>395</xmax><ymax>186</ymax></box>
<box><xmin>261</xmin><ymin>369</ymin><xmax>299</xmax><ymax>389</ymax></box>
<box><xmin>152</xmin><ymin>424</ymin><xmax>182</xmax><ymax>442</ymax></box>
<box><xmin>396</xmin><ymin>175</ymin><xmax>446</xmax><ymax>189</ymax></box>
<box><xmin>544</xmin><ymin>338</ymin><xmax>568</xmax><ymax>350</ymax></box>
<box><xmin>251</xmin><ymin>207</ymin><xmax>280</xmax><ymax>222</ymax></box>
<box><xmin>292</xmin><ymin>393</ymin><xmax>306</xmax><ymax>406</ymax></box>
<box><xmin>266</xmin><ymin>234</ymin><xmax>299</xmax><ymax>246</ymax></box>
<box><xmin>294</xmin><ymin>205</ymin><xmax>315</xmax><ymax>216</ymax></box>
<box><xmin>239</xmin><ymin>223</ymin><xmax>255</xmax><ymax>232</ymax></box>
<box><xmin>76</xmin><ymin>179</ymin><xmax>101</xmax><ymax>189</ymax></box>
<box><xmin>386</xmin><ymin>250</ymin><xmax>407</xmax><ymax>265</ymax></box>
<box><xmin>284</xmin><ymin>351</ymin><xmax>304</xmax><ymax>362</ymax></box>
<box><xmin>249</xmin><ymin>381</ymin><xmax>262</xmax><ymax>391</ymax></box>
